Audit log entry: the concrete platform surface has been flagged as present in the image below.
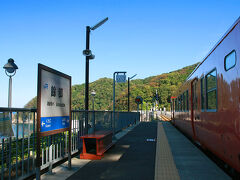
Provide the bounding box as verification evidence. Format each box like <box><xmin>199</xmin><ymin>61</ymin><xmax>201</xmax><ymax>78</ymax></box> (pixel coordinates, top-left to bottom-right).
<box><xmin>67</xmin><ymin>122</ymin><xmax>157</xmax><ymax>180</ymax></box>
<box><xmin>162</xmin><ymin>121</ymin><xmax>230</xmax><ymax>180</ymax></box>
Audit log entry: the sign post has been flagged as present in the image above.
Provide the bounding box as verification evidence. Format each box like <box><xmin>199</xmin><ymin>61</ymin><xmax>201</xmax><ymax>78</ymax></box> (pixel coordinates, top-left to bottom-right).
<box><xmin>135</xmin><ymin>96</ymin><xmax>143</xmax><ymax>121</ymax></box>
<box><xmin>135</xmin><ymin>96</ymin><xmax>143</xmax><ymax>110</ymax></box>
<box><xmin>36</xmin><ymin>64</ymin><xmax>71</xmax><ymax>179</ymax></box>
<box><xmin>113</xmin><ymin>71</ymin><xmax>126</xmax><ymax>136</ymax></box>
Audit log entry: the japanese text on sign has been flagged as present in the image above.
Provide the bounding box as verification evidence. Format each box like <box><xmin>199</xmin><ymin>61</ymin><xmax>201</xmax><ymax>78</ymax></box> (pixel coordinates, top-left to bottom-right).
<box><xmin>39</xmin><ymin>68</ymin><xmax>71</xmax><ymax>135</ymax></box>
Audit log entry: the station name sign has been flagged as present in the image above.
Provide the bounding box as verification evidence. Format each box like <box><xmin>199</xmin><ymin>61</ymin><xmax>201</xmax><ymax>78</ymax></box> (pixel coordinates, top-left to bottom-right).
<box><xmin>37</xmin><ymin>64</ymin><xmax>71</xmax><ymax>136</ymax></box>
<box><xmin>116</xmin><ymin>74</ymin><xmax>126</xmax><ymax>83</ymax></box>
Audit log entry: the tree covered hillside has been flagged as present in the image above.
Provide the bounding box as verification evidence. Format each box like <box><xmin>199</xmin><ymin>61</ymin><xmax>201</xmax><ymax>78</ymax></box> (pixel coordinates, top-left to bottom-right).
<box><xmin>25</xmin><ymin>63</ymin><xmax>198</xmax><ymax>110</ymax></box>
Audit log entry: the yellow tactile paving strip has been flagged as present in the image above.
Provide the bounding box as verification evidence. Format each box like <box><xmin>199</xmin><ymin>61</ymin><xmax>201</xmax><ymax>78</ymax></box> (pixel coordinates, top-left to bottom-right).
<box><xmin>154</xmin><ymin>122</ymin><xmax>180</xmax><ymax>180</ymax></box>
<box><xmin>160</xmin><ymin>115</ymin><xmax>171</xmax><ymax>121</ymax></box>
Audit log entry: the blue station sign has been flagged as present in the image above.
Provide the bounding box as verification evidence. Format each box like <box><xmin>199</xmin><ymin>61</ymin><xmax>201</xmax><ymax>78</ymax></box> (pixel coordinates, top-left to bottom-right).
<box><xmin>40</xmin><ymin>116</ymin><xmax>70</xmax><ymax>133</ymax></box>
<box><xmin>37</xmin><ymin>64</ymin><xmax>71</xmax><ymax>136</ymax></box>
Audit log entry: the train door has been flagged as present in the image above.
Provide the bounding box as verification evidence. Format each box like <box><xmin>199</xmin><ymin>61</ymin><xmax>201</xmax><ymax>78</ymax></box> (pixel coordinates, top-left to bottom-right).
<box><xmin>191</xmin><ymin>78</ymin><xmax>198</xmax><ymax>140</ymax></box>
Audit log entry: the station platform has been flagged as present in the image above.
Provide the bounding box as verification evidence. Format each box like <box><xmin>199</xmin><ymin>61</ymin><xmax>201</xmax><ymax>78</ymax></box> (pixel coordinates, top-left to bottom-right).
<box><xmin>157</xmin><ymin>121</ymin><xmax>230</xmax><ymax>180</ymax></box>
<box><xmin>42</xmin><ymin>120</ymin><xmax>231</xmax><ymax>180</ymax></box>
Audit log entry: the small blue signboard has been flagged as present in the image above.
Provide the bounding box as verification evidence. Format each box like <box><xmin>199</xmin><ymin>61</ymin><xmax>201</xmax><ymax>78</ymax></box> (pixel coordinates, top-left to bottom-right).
<box><xmin>116</xmin><ymin>74</ymin><xmax>126</xmax><ymax>83</ymax></box>
<box><xmin>40</xmin><ymin>116</ymin><xmax>70</xmax><ymax>132</ymax></box>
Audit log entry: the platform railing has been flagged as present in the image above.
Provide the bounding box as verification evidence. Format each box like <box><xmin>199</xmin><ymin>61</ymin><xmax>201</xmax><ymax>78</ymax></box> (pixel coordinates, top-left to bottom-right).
<box><xmin>0</xmin><ymin>108</ymin><xmax>139</xmax><ymax>180</ymax></box>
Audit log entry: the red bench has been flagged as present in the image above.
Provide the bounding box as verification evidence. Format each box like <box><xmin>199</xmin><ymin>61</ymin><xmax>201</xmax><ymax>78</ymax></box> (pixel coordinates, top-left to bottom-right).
<box><xmin>80</xmin><ymin>131</ymin><xmax>114</xmax><ymax>160</ymax></box>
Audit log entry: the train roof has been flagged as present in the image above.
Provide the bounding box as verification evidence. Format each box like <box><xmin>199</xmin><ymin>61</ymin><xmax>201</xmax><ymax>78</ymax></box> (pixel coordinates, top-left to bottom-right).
<box><xmin>186</xmin><ymin>16</ymin><xmax>240</xmax><ymax>80</ymax></box>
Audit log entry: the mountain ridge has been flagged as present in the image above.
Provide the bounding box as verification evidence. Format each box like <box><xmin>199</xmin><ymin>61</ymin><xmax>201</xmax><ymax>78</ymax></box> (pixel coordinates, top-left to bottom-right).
<box><xmin>25</xmin><ymin>62</ymin><xmax>199</xmax><ymax>110</ymax></box>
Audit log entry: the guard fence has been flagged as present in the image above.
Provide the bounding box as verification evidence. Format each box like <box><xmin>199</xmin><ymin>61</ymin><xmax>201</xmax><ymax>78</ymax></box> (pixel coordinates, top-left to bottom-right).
<box><xmin>0</xmin><ymin>108</ymin><xmax>140</xmax><ymax>180</ymax></box>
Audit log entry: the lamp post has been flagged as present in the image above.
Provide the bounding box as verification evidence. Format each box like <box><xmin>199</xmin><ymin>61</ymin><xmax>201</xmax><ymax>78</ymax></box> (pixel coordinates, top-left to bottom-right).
<box><xmin>83</xmin><ymin>17</ymin><xmax>108</xmax><ymax>134</ymax></box>
<box><xmin>128</xmin><ymin>74</ymin><xmax>137</xmax><ymax>112</ymax></box>
<box><xmin>3</xmin><ymin>58</ymin><xmax>18</xmax><ymax>108</ymax></box>
<box><xmin>3</xmin><ymin>58</ymin><xmax>18</xmax><ymax>176</ymax></box>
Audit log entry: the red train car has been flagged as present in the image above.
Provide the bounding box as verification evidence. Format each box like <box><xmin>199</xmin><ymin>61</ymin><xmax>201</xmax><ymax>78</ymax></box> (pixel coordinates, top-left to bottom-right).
<box><xmin>172</xmin><ymin>17</ymin><xmax>240</xmax><ymax>173</ymax></box>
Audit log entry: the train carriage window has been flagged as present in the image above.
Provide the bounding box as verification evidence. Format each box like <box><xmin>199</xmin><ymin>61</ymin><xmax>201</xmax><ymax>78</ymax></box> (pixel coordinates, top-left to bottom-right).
<box><xmin>193</xmin><ymin>82</ymin><xmax>198</xmax><ymax>110</ymax></box>
<box><xmin>181</xmin><ymin>94</ymin><xmax>183</xmax><ymax>111</ymax></box>
<box><xmin>180</xmin><ymin>95</ymin><xmax>182</xmax><ymax>111</ymax></box>
<box><xmin>224</xmin><ymin>50</ymin><xmax>236</xmax><ymax>71</ymax></box>
<box><xmin>175</xmin><ymin>99</ymin><xmax>177</xmax><ymax>112</ymax></box>
<box><xmin>177</xmin><ymin>96</ymin><xmax>180</xmax><ymax>112</ymax></box>
<box><xmin>206</xmin><ymin>69</ymin><xmax>217</xmax><ymax>111</ymax></box>
<box><xmin>183</xmin><ymin>92</ymin><xmax>186</xmax><ymax>111</ymax></box>
<box><xmin>176</xmin><ymin>99</ymin><xmax>178</xmax><ymax>111</ymax></box>
<box><xmin>176</xmin><ymin>97</ymin><xmax>178</xmax><ymax>112</ymax></box>
<box><xmin>178</xmin><ymin>97</ymin><xmax>180</xmax><ymax>112</ymax></box>
<box><xmin>201</xmin><ymin>77</ymin><xmax>205</xmax><ymax>111</ymax></box>
<box><xmin>178</xmin><ymin>96</ymin><xmax>180</xmax><ymax>112</ymax></box>
<box><xmin>186</xmin><ymin>90</ymin><xmax>189</xmax><ymax>111</ymax></box>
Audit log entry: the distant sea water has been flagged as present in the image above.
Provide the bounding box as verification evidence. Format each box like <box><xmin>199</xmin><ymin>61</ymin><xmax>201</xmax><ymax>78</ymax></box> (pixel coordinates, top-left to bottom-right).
<box><xmin>12</xmin><ymin>123</ymin><xmax>34</xmax><ymax>138</ymax></box>
<box><xmin>0</xmin><ymin>112</ymin><xmax>34</xmax><ymax>139</ymax></box>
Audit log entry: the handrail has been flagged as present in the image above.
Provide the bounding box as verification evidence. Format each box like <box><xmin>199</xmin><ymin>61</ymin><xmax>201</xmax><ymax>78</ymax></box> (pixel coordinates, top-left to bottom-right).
<box><xmin>0</xmin><ymin>107</ymin><xmax>37</xmax><ymax>112</ymax></box>
<box><xmin>0</xmin><ymin>107</ymin><xmax>138</xmax><ymax>114</ymax></box>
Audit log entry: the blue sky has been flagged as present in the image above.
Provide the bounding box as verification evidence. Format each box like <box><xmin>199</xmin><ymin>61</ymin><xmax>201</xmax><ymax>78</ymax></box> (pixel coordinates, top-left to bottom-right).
<box><xmin>0</xmin><ymin>0</ymin><xmax>239</xmax><ymax>107</ymax></box>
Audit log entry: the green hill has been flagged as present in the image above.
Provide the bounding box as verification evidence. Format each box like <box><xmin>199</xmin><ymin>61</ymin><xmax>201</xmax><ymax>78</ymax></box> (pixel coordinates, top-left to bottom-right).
<box><xmin>25</xmin><ymin>63</ymin><xmax>198</xmax><ymax>111</ymax></box>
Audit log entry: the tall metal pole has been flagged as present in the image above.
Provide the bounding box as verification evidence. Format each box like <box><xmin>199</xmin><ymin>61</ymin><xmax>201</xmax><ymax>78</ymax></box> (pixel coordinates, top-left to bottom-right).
<box><xmin>128</xmin><ymin>77</ymin><xmax>130</xmax><ymax>112</ymax></box>
<box><xmin>8</xmin><ymin>75</ymin><xmax>13</xmax><ymax>180</ymax></box>
<box><xmin>113</xmin><ymin>72</ymin><xmax>116</xmax><ymax>135</ymax></box>
<box><xmin>127</xmin><ymin>74</ymin><xmax>136</xmax><ymax>112</ymax></box>
<box><xmin>8</xmin><ymin>76</ymin><xmax>12</xmax><ymax>108</ymax></box>
<box><xmin>85</xmin><ymin>26</ymin><xmax>90</xmax><ymax>134</ymax></box>
<box><xmin>83</xmin><ymin>18</ymin><xmax>108</xmax><ymax>134</ymax></box>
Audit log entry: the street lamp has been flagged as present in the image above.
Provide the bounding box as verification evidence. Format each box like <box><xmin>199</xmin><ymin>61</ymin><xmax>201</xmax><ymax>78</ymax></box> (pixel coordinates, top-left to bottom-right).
<box><xmin>91</xmin><ymin>90</ymin><xmax>96</xmax><ymax>111</ymax></box>
<box><xmin>83</xmin><ymin>17</ymin><xmax>108</xmax><ymax>134</ymax></box>
<box><xmin>3</xmin><ymin>58</ymin><xmax>18</xmax><ymax>108</ymax></box>
<box><xmin>128</xmin><ymin>74</ymin><xmax>137</xmax><ymax>112</ymax></box>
